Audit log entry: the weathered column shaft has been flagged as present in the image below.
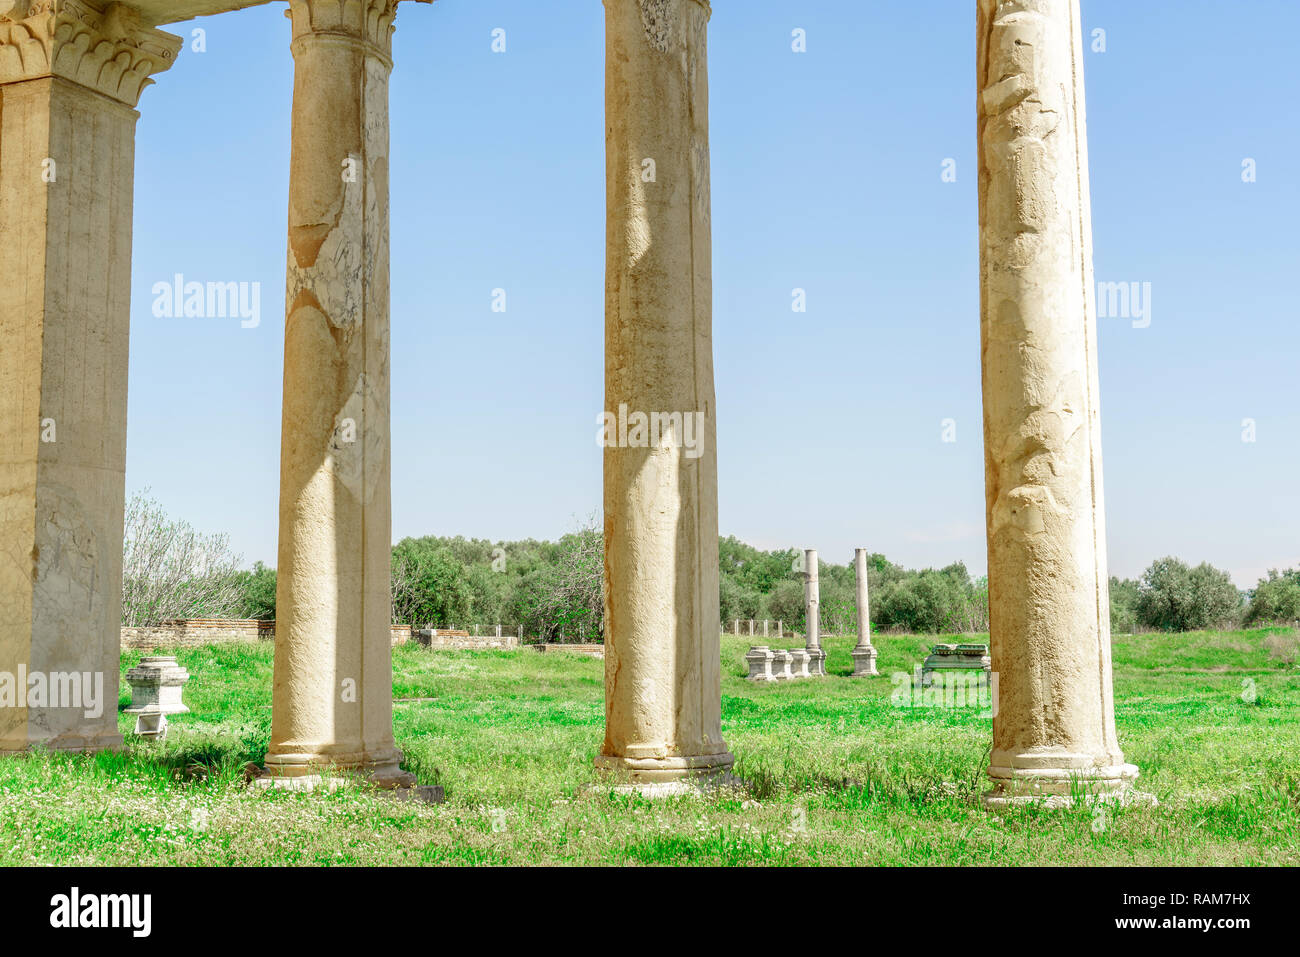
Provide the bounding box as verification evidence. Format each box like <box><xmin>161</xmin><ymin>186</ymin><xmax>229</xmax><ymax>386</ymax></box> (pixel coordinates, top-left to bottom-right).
<box><xmin>977</xmin><ymin>0</ymin><xmax>1135</xmax><ymax>800</ymax></box>
<box><xmin>599</xmin><ymin>0</ymin><xmax>732</xmax><ymax>784</ymax></box>
<box><xmin>0</xmin><ymin>1</ymin><xmax>179</xmax><ymax>752</ymax></box>
<box><xmin>266</xmin><ymin>0</ymin><xmax>407</xmax><ymax>783</ymax></box>
<box><xmin>854</xmin><ymin>549</ymin><xmax>870</xmax><ymax>642</ymax></box>
<box><xmin>803</xmin><ymin>548</ymin><xmax>819</xmax><ymax>648</ymax></box>
<box><xmin>802</xmin><ymin>548</ymin><xmax>826</xmax><ymax>676</ymax></box>
<box><xmin>851</xmin><ymin>547</ymin><xmax>878</xmax><ymax>676</ymax></box>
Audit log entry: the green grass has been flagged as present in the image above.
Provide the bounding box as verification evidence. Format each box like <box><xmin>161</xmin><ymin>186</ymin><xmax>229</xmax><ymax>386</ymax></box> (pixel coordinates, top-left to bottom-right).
<box><xmin>1</xmin><ymin>628</ymin><xmax>1297</xmax><ymax>865</ymax></box>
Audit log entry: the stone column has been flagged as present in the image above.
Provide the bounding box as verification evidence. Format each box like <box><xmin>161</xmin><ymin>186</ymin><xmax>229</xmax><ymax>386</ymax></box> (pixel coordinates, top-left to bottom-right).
<box><xmin>977</xmin><ymin>0</ymin><xmax>1137</xmax><ymax>803</ymax></box>
<box><xmin>264</xmin><ymin>0</ymin><xmax>420</xmax><ymax>787</ymax></box>
<box><xmin>851</xmin><ymin>548</ymin><xmax>878</xmax><ymax>676</ymax></box>
<box><xmin>0</xmin><ymin>1</ymin><xmax>180</xmax><ymax>753</ymax></box>
<box><xmin>598</xmin><ymin>0</ymin><xmax>733</xmax><ymax>787</ymax></box>
<box><xmin>802</xmin><ymin>548</ymin><xmax>825</xmax><ymax>675</ymax></box>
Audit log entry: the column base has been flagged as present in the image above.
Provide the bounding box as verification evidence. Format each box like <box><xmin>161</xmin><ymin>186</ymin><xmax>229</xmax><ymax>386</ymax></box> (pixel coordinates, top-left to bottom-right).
<box><xmin>594</xmin><ymin>750</ymin><xmax>736</xmax><ymax>790</ymax></box>
<box><xmin>0</xmin><ymin>731</ymin><xmax>124</xmax><ymax>755</ymax></box>
<box><xmin>850</xmin><ymin>645</ymin><xmax>879</xmax><ymax>677</ymax></box>
<box><xmin>261</xmin><ymin>745</ymin><xmax>416</xmax><ymax>790</ymax></box>
<box><xmin>806</xmin><ymin>647</ymin><xmax>827</xmax><ymax>677</ymax></box>
<box><xmin>984</xmin><ymin>761</ymin><xmax>1153</xmax><ymax>808</ymax></box>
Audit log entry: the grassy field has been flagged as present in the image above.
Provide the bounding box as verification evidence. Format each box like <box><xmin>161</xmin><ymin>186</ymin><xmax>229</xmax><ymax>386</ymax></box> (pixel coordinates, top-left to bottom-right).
<box><xmin>1</xmin><ymin>628</ymin><xmax>1297</xmax><ymax>866</ymax></box>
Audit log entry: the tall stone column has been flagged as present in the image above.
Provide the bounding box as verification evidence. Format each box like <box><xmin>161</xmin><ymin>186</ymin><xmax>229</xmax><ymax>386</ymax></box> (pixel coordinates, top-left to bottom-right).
<box><xmin>802</xmin><ymin>548</ymin><xmax>825</xmax><ymax>675</ymax></box>
<box><xmin>598</xmin><ymin>0</ymin><xmax>733</xmax><ymax>787</ymax></box>
<box><xmin>851</xmin><ymin>548</ymin><xmax>878</xmax><ymax>676</ymax></box>
<box><xmin>977</xmin><ymin>0</ymin><xmax>1137</xmax><ymax>803</ymax></box>
<box><xmin>264</xmin><ymin>0</ymin><xmax>418</xmax><ymax>786</ymax></box>
<box><xmin>0</xmin><ymin>1</ymin><xmax>180</xmax><ymax>753</ymax></box>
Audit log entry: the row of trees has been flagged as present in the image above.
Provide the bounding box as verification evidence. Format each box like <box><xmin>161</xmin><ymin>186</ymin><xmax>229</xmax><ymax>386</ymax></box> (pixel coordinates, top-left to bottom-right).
<box><xmin>718</xmin><ymin>537</ymin><xmax>989</xmax><ymax>635</ymax></box>
<box><xmin>1108</xmin><ymin>558</ymin><xmax>1297</xmax><ymax>633</ymax></box>
<box><xmin>121</xmin><ymin>492</ymin><xmax>1299</xmax><ymax>636</ymax></box>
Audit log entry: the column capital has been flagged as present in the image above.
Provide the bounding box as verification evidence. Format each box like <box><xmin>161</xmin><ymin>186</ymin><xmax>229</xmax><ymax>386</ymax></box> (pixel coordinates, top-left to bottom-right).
<box><xmin>0</xmin><ymin>0</ymin><xmax>182</xmax><ymax>107</ymax></box>
<box><xmin>605</xmin><ymin>0</ymin><xmax>712</xmax><ymax>16</ymax></box>
<box><xmin>286</xmin><ymin>0</ymin><xmax>430</xmax><ymax>61</ymax></box>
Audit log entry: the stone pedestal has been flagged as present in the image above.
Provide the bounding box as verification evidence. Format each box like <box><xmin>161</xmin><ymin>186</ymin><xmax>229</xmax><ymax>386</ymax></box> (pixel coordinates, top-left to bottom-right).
<box><xmin>851</xmin><ymin>547</ymin><xmax>879</xmax><ymax>676</ymax></box>
<box><xmin>597</xmin><ymin>0</ymin><xmax>733</xmax><ymax>787</ymax></box>
<box><xmin>789</xmin><ymin>649</ymin><xmax>812</xmax><ymax>680</ymax></box>
<box><xmin>771</xmin><ymin>650</ymin><xmax>793</xmax><ymax>681</ymax></box>
<box><xmin>264</xmin><ymin>0</ymin><xmax>419</xmax><ymax>788</ymax></box>
<box><xmin>920</xmin><ymin>644</ymin><xmax>991</xmax><ymax>689</ymax></box>
<box><xmin>977</xmin><ymin>0</ymin><xmax>1139</xmax><ymax>804</ymax></box>
<box><xmin>0</xmin><ymin>0</ymin><xmax>180</xmax><ymax>754</ymax></box>
<box><xmin>851</xmin><ymin>645</ymin><xmax>879</xmax><ymax>678</ymax></box>
<box><xmin>745</xmin><ymin>646</ymin><xmax>776</xmax><ymax>682</ymax></box>
<box><xmin>125</xmin><ymin>656</ymin><xmax>190</xmax><ymax>715</ymax></box>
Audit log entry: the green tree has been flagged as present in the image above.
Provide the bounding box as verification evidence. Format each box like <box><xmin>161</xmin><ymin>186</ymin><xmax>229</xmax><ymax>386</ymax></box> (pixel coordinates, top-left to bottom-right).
<box><xmin>233</xmin><ymin>561</ymin><xmax>277</xmax><ymax>620</ymax></box>
<box><xmin>1246</xmin><ymin>568</ymin><xmax>1300</xmax><ymax>625</ymax></box>
<box><xmin>390</xmin><ymin>538</ymin><xmax>472</xmax><ymax>628</ymax></box>
<box><xmin>1137</xmin><ymin>557</ymin><xmax>1242</xmax><ymax>631</ymax></box>
<box><xmin>1108</xmin><ymin>576</ymin><xmax>1140</xmax><ymax>634</ymax></box>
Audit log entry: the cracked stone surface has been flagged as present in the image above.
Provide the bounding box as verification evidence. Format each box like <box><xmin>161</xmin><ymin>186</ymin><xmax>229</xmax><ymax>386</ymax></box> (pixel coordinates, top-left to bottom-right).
<box><xmin>598</xmin><ymin>0</ymin><xmax>731</xmax><ymax>788</ymax></box>
<box><xmin>977</xmin><ymin>0</ymin><xmax>1136</xmax><ymax>802</ymax></box>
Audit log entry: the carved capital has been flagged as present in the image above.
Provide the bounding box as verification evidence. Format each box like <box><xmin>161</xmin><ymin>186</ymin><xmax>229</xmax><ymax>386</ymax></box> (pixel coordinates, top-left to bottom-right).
<box><xmin>286</xmin><ymin>0</ymin><xmax>430</xmax><ymax>62</ymax></box>
<box><xmin>0</xmin><ymin>0</ymin><xmax>181</xmax><ymax>107</ymax></box>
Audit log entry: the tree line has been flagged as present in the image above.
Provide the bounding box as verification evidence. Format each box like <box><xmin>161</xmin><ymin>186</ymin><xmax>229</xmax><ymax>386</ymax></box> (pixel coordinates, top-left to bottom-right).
<box><xmin>121</xmin><ymin>492</ymin><xmax>1298</xmax><ymax>636</ymax></box>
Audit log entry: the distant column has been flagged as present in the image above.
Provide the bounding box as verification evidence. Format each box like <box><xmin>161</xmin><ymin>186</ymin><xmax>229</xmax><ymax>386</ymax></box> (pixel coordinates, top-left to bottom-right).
<box><xmin>977</xmin><ymin>0</ymin><xmax>1138</xmax><ymax>804</ymax></box>
<box><xmin>851</xmin><ymin>548</ymin><xmax>878</xmax><ymax>676</ymax></box>
<box><xmin>803</xmin><ymin>549</ymin><xmax>825</xmax><ymax>676</ymax></box>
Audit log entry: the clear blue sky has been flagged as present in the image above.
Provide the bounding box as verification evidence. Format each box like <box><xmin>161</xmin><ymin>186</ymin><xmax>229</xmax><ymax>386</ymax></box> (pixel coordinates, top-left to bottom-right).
<box><xmin>126</xmin><ymin>0</ymin><xmax>1300</xmax><ymax>587</ymax></box>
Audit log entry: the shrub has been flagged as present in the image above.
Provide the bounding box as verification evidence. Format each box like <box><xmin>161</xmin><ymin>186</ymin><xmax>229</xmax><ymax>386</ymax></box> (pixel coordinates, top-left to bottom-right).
<box><xmin>873</xmin><ymin>563</ymin><xmax>988</xmax><ymax>634</ymax></box>
<box><xmin>1246</xmin><ymin>569</ymin><xmax>1300</xmax><ymax>625</ymax></box>
<box><xmin>1136</xmin><ymin>557</ymin><xmax>1242</xmax><ymax>632</ymax></box>
<box><xmin>121</xmin><ymin>490</ymin><xmax>246</xmax><ymax>626</ymax></box>
<box><xmin>232</xmin><ymin>562</ymin><xmax>277</xmax><ymax>620</ymax></box>
<box><xmin>1109</xmin><ymin>576</ymin><xmax>1140</xmax><ymax>634</ymax></box>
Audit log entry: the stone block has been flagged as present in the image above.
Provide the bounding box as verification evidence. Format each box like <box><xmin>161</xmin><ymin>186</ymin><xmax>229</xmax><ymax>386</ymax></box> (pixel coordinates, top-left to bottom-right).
<box><xmin>124</xmin><ymin>656</ymin><xmax>190</xmax><ymax>715</ymax></box>
<box><xmin>745</xmin><ymin>646</ymin><xmax>776</xmax><ymax>681</ymax></box>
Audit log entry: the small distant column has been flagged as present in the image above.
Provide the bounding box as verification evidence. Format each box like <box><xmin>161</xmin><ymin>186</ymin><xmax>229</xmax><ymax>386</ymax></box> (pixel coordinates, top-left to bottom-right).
<box><xmin>803</xmin><ymin>549</ymin><xmax>825</xmax><ymax>675</ymax></box>
<box><xmin>851</xmin><ymin>548</ymin><xmax>879</xmax><ymax>676</ymax></box>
